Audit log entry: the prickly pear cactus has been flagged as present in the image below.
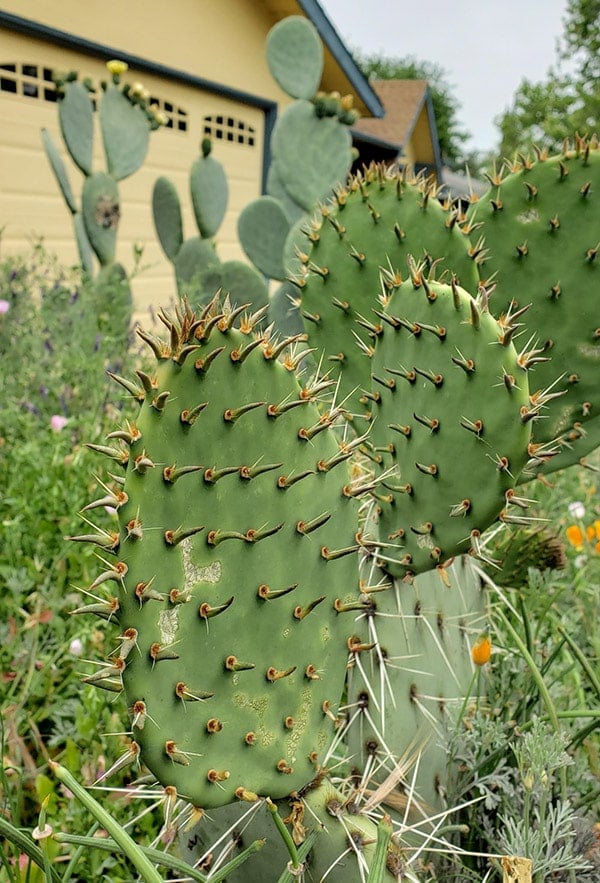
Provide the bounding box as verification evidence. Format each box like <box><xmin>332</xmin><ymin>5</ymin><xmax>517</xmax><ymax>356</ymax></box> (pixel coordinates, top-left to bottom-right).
<box><xmin>471</xmin><ymin>136</ymin><xmax>600</xmax><ymax>465</ymax></box>
<box><xmin>361</xmin><ymin>270</ymin><xmax>533</xmax><ymax>580</ymax></box>
<box><xmin>152</xmin><ymin>141</ymin><xmax>269</xmax><ymax>313</ymax></box>
<box><xmin>75</xmin><ymin>296</ymin><xmax>362</xmax><ymax>808</ymax></box>
<box><xmin>345</xmin><ymin>556</ymin><xmax>488</xmax><ymax>814</ymax></box>
<box><xmin>296</xmin><ymin>164</ymin><xmax>481</xmax><ymax>427</ymax></box>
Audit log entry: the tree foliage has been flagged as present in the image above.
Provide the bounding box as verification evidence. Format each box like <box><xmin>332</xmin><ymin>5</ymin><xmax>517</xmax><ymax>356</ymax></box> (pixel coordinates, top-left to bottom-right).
<box><xmin>354</xmin><ymin>52</ymin><xmax>470</xmax><ymax>167</ymax></box>
<box><xmin>496</xmin><ymin>0</ymin><xmax>599</xmax><ymax>157</ymax></box>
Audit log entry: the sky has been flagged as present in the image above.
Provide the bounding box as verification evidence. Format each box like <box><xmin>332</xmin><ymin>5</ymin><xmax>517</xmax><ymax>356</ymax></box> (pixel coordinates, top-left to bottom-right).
<box><xmin>318</xmin><ymin>0</ymin><xmax>570</xmax><ymax>153</ymax></box>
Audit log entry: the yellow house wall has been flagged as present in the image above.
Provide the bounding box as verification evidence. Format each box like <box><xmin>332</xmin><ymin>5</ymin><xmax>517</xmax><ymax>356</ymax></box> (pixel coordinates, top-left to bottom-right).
<box><xmin>0</xmin><ymin>1</ymin><xmax>295</xmax><ymax>318</ymax></box>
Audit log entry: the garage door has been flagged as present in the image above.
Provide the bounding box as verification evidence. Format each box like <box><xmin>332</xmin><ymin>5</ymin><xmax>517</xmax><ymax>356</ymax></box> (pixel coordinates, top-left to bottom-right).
<box><xmin>0</xmin><ymin>30</ymin><xmax>266</xmax><ymax>318</ymax></box>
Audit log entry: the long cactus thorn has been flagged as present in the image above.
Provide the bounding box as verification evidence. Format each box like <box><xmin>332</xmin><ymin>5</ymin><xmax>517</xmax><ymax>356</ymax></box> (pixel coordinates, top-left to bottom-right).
<box><xmin>194</xmin><ymin>345</ymin><xmax>225</xmax><ymax>375</ymax></box>
<box><xmin>198</xmin><ymin>596</ymin><xmax>234</xmax><ymax>620</ymax></box>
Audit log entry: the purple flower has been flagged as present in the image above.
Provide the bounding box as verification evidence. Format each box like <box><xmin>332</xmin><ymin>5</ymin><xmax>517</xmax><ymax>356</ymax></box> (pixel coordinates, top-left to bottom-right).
<box><xmin>50</xmin><ymin>414</ymin><xmax>68</xmax><ymax>432</ymax></box>
<box><xmin>0</xmin><ymin>299</ymin><xmax>10</xmax><ymax>314</ymax></box>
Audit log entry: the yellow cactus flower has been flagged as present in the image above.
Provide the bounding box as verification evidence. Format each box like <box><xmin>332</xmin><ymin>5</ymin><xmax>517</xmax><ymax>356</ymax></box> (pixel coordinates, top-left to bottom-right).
<box><xmin>471</xmin><ymin>634</ymin><xmax>492</xmax><ymax>666</ymax></box>
<box><xmin>106</xmin><ymin>59</ymin><xmax>128</xmax><ymax>76</ymax></box>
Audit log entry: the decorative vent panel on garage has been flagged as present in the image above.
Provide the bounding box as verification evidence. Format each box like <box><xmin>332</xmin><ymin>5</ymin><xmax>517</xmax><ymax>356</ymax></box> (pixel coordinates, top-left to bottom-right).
<box><xmin>203</xmin><ymin>114</ymin><xmax>255</xmax><ymax>146</ymax></box>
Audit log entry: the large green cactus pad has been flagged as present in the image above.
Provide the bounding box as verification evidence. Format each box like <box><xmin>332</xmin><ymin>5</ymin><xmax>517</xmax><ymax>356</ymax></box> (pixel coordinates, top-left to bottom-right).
<box><xmin>238</xmin><ymin>196</ymin><xmax>290</xmax><ymax>280</ymax></box>
<box><xmin>190</xmin><ymin>145</ymin><xmax>229</xmax><ymax>239</ymax></box>
<box><xmin>82</xmin><ymin>298</ymin><xmax>361</xmax><ymax>808</ymax></box>
<box><xmin>298</xmin><ymin>164</ymin><xmax>481</xmax><ymax>426</ymax></box>
<box><xmin>472</xmin><ymin>138</ymin><xmax>600</xmax><ymax>449</ymax></box>
<box><xmin>363</xmin><ymin>275</ymin><xmax>532</xmax><ymax>579</ymax></box>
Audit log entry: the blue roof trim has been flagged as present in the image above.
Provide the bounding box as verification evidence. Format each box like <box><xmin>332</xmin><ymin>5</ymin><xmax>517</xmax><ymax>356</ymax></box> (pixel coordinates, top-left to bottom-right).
<box><xmin>296</xmin><ymin>0</ymin><xmax>384</xmax><ymax>118</ymax></box>
<box><xmin>423</xmin><ymin>88</ymin><xmax>443</xmax><ymax>181</ymax></box>
<box><xmin>0</xmin><ymin>9</ymin><xmax>277</xmax><ymax>192</ymax></box>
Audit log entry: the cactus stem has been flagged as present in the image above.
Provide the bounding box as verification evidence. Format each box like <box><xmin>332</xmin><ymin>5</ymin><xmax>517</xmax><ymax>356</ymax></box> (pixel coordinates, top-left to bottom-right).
<box><xmin>294</xmin><ymin>596</ymin><xmax>326</xmax><ymax>620</ymax></box>
<box><xmin>229</xmin><ymin>337</ymin><xmax>263</xmax><ymax>364</ymax></box>
<box><xmin>180</xmin><ymin>402</ymin><xmax>208</xmax><ymax>426</ymax></box>
<box><xmin>194</xmin><ymin>345</ymin><xmax>225</xmax><ymax>374</ymax></box>
<box><xmin>163</xmin><ymin>463</ymin><xmax>203</xmax><ymax>483</ymax></box>
<box><xmin>164</xmin><ymin>525</ymin><xmax>205</xmax><ymax>546</ymax></box>
<box><xmin>199</xmin><ymin>596</ymin><xmax>234</xmax><ymax>619</ymax></box>
<box><xmin>266</xmin><ymin>665</ymin><xmax>297</xmax><ymax>682</ymax></box>
<box><xmin>296</xmin><ymin>512</ymin><xmax>331</xmax><ymax>535</ymax></box>
<box><xmin>223</xmin><ymin>401</ymin><xmax>265</xmax><ymax>423</ymax></box>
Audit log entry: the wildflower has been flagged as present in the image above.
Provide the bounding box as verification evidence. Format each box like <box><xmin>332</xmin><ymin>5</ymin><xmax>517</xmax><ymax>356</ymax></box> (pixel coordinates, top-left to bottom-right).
<box><xmin>471</xmin><ymin>633</ymin><xmax>492</xmax><ymax>666</ymax></box>
<box><xmin>568</xmin><ymin>500</ymin><xmax>586</xmax><ymax>520</ymax></box>
<box><xmin>69</xmin><ymin>638</ymin><xmax>83</xmax><ymax>656</ymax></box>
<box><xmin>50</xmin><ymin>414</ymin><xmax>68</xmax><ymax>432</ymax></box>
<box><xmin>586</xmin><ymin>520</ymin><xmax>600</xmax><ymax>541</ymax></box>
<box><xmin>574</xmin><ymin>554</ymin><xmax>587</xmax><ymax>569</ymax></box>
<box><xmin>566</xmin><ymin>524</ymin><xmax>585</xmax><ymax>549</ymax></box>
<box><xmin>0</xmin><ymin>299</ymin><xmax>10</xmax><ymax>313</ymax></box>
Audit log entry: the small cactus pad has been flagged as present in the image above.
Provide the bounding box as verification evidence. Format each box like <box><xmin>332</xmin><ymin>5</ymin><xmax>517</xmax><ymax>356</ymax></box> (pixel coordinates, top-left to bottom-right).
<box><xmin>81</xmin><ymin>297</ymin><xmax>361</xmax><ymax>808</ymax></box>
<box><xmin>298</xmin><ymin>164</ymin><xmax>481</xmax><ymax>426</ymax></box>
<box><xmin>471</xmin><ymin>137</ymin><xmax>600</xmax><ymax>448</ymax></box>
<box><xmin>190</xmin><ymin>142</ymin><xmax>229</xmax><ymax>239</ymax></box>
<box><xmin>238</xmin><ymin>196</ymin><xmax>291</xmax><ymax>280</ymax></box>
<box><xmin>81</xmin><ymin>172</ymin><xmax>120</xmax><ymax>265</ymax></box>
<box><xmin>346</xmin><ymin>557</ymin><xmax>487</xmax><ymax>812</ymax></box>
<box><xmin>363</xmin><ymin>273</ymin><xmax>532</xmax><ymax>579</ymax></box>
<box><xmin>57</xmin><ymin>79</ymin><xmax>94</xmax><ymax>176</ymax></box>
<box><xmin>152</xmin><ymin>176</ymin><xmax>184</xmax><ymax>261</ymax></box>
<box><xmin>99</xmin><ymin>84</ymin><xmax>150</xmax><ymax>181</ymax></box>
<box><xmin>266</xmin><ymin>16</ymin><xmax>324</xmax><ymax>101</ymax></box>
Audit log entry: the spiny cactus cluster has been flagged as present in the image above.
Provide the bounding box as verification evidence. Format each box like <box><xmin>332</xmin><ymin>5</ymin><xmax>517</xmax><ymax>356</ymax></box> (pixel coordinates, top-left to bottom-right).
<box><xmin>70</xmin><ymin>12</ymin><xmax>599</xmax><ymax>880</ymax></box>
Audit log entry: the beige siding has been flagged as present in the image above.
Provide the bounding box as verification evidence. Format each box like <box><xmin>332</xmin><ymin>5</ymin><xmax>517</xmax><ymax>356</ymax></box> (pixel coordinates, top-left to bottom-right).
<box><xmin>0</xmin><ymin>28</ymin><xmax>266</xmax><ymax>316</ymax></box>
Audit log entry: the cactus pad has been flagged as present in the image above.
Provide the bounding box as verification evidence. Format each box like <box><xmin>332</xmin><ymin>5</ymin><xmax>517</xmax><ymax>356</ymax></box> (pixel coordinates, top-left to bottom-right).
<box><xmin>57</xmin><ymin>79</ymin><xmax>94</xmax><ymax>176</ymax></box>
<box><xmin>81</xmin><ymin>171</ymin><xmax>120</xmax><ymax>265</ymax></box>
<box><xmin>266</xmin><ymin>16</ymin><xmax>324</xmax><ymax>101</ymax></box>
<box><xmin>472</xmin><ymin>138</ymin><xmax>600</xmax><ymax>449</ymax></box>
<box><xmin>298</xmin><ymin>165</ymin><xmax>481</xmax><ymax>426</ymax></box>
<box><xmin>362</xmin><ymin>273</ymin><xmax>533</xmax><ymax>579</ymax></box>
<box><xmin>99</xmin><ymin>84</ymin><xmax>150</xmax><ymax>181</ymax></box>
<box><xmin>190</xmin><ymin>142</ymin><xmax>229</xmax><ymax>239</ymax></box>
<box><xmin>81</xmin><ymin>297</ymin><xmax>361</xmax><ymax>808</ymax></box>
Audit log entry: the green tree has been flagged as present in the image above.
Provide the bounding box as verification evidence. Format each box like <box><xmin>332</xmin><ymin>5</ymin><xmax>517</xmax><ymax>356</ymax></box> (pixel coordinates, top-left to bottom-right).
<box><xmin>355</xmin><ymin>52</ymin><xmax>471</xmax><ymax>167</ymax></box>
<box><xmin>496</xmin><ymin>0</ymin><xmax>599</xmax><ymax>156</ymax></box>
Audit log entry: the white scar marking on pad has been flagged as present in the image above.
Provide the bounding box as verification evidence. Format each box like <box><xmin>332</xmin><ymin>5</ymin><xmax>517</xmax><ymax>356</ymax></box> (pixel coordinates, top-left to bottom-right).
<box><xmin>181</xmin><ymin>536</ymin><xmax>222</xmax><ymax>588</ymax></box>
<box><xmin>159</xmin><ymin>607</ymin><xmax>180</xmax><ymax>645</ymax></box>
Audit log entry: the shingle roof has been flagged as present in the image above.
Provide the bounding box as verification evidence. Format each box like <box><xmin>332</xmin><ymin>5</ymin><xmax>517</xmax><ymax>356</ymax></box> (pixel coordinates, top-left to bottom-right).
<box><xmin>353</xmin><ymin>79</ymin><xmax>429</xmax><ymax>148</ymax></box>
